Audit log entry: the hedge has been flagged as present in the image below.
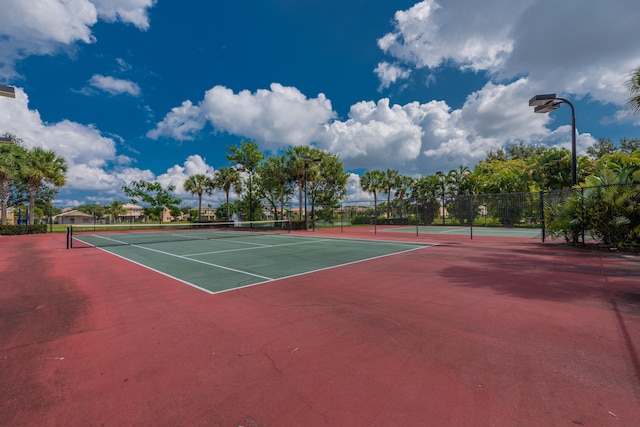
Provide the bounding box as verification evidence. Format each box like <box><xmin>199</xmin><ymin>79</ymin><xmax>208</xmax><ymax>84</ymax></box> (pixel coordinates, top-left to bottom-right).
<box><xmin>0</xmin><ymin>224</ymin><xmax>48</xmax><ymax>235</ymax></box>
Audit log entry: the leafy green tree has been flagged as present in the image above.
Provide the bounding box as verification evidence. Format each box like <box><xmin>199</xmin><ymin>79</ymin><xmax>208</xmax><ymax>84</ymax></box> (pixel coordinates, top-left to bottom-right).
<box><xmin>619</xmin><ymin>137</ymin><xmax>640</xmax><ymax>154</ymax></box>
<box><xmin>215</xmin><ymin>202</ymin><xmax>238</xmax><ymax>221</ymax></box>
<box><xmin>169</xmin><ymin>206</ymin><xmax>182</xmax><ymax>219</ymax></box>
<box><xmin>593</xmin><ymin>150</ymin><xmax>640</xmax><ymax>174</ymax></box>
<box><xmin>587</xmin><ymin>138</ymin><xmax>617</xmax><ymax>160</ymax></box>
<box><xmin>21</xmin><ymin>147</ymin><xmax>67</xmax><ymax>225</ymax></box>
<box><xmin>183</xmin><ymin>173</ymin><xmax>214</xmax><ymax>222</ymax></box>
<box><xmin>213</xmin><ymin>166</ymin><xmax>243</xmax><ymax>220</ymax></box>
<box><xmin>226</xmin><ymin>140</ymin><xmax>264</xmax><ymax>221</ymax></box>
<box><xmin>257</xmin><ymin>154</ymin><xmax>292</xmax><ymax>220</ymax></box>
<box><xmin>447</xmin><ymin>166</ymin><xmax>474</xmax><ymax>224</ymax></box>
<box><xmin>121</xmin><ymin>180</ymin><xmax>182</xmax><ymax>223</ymax></box>
<box><xmin>412</xmin><ymin>175</ymin><xmax>440</xmax><ymax>224</ymax></box>
<box><xmin>474</xmin><ymin>159</ymin><xmax>530</xmax><ymax>226</ymax></box>
<box><xmin>504</xmin><ymin>141</ymin><xmax>547</xmax><ymax>160</ymax></box>
<box><xmin>474</xmin><ymin>159</ymin><xmax>529</xmax><ymax>194</ymax></box>
<box><xmin>0</xmin><ymin>136</ymin><xmax>26</xmax><ymax>225</ymax></box>
<box><xmin>531</xmin><ymin>147</ymin><xmax>573</xmax><ymax>190</ymax></box>
<box><xmin>305</xmin><ymin>150</ymin><xmax>348</xmax><ymax>225</ymax></box>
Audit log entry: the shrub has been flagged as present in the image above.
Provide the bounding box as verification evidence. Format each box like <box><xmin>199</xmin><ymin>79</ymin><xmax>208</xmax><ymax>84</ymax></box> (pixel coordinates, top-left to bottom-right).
<box><xmin>0</xmin><ymin>224</ymin><xmax>48</xmax><ymax>235</ymax></box>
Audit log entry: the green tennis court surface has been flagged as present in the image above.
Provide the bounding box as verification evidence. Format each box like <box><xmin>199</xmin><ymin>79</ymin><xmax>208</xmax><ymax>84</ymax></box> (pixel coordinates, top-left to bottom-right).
<box><xmin>76</xmin><ymin>233</ymin><xmax>434</xmax><ymax>294</ymax></box>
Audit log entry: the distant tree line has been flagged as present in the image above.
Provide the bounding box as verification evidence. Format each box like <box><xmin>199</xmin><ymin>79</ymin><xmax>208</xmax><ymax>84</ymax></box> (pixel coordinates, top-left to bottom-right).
<box><xmin>0</xmin><ymin>134</ymin><xmax>67</xmax><ymax>231</ymax></box>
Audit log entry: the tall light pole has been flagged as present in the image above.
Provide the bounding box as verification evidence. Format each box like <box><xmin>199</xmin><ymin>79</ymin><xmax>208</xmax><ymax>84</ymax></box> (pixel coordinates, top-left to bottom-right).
<box><xmin>529</xmin><ymin>93</ymin><xmax>577</xmax><ymax>186</ymax></box>
<box><xmin>235</xmin><ymin>164</ymin><xmax>253</xmax><ymax>224</ymax></box>
<box><xmin>435</xmin><ymin>171</ymin><xmax>445</xmax><ymax>225</ymax></box>
<box><xmin>1</xmin><ymin>85</ymin><xmax>16</xmax><ymax>144</ymax></box>
<box><xmin>303</xmin><ymin>156</ymin><xmax>322</xmax><ymax>230</ymax></box>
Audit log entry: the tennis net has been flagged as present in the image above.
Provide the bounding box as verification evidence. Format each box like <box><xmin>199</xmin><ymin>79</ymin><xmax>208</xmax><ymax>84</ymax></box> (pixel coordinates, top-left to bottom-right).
<box><xmin>66</xmin><ymin>219</ymin><xmax>291</xmax><ymax>248</ymax></box>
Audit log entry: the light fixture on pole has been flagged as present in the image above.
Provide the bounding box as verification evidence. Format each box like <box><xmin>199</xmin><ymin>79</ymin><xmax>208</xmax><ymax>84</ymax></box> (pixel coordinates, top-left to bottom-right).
<box><xmin>0</xmin><ymin>84</ymin><xmax>15</xmax><ymax>98</ymax></box>
<box><xmin>303</xmin><ymin>156</ymin><xmax>322</xmax><ymax>230</ymax></box>
<box><xmin>529</xmin><ymin>93</ymin><xmax>577</xmax><ymax>186</ymax></box>
<box><xmin>1</xmin><ymin>85</ymin><xmax>16</xmax><ymax>144</ymax></box>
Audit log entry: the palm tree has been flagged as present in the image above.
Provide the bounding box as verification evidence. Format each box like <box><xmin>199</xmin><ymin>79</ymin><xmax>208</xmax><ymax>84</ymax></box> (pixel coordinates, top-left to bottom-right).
<box><xmin>625</xmin><ymin>66</ymin><xmax>640</xmax><ymax>114</ymax></box>
<box><xmin>448</xmin><ymin>165</ymin><xmax>472</xmax><ymax>195</ymax></box>
<box><xmin>383</xmin><ymin>168</ymin><xmax>400</xmax><ymax>221</ymax></box>
<box><xmin>183</xmin><ymin>173</ymin><xmax>213</xmax><ymax>222</ymax></box>
<box><xmin>394</xmin><ymin>175</ymin><xmax>414</xmax><ymax>220</ymax></box>
<box><xmin>21</xmin><ymin>147</ymin><xmax>67</xmax><ymax>225</ymax></box>
<box><xmin>104</xmin><ymin>200</ymin><xmax>126</xmax><ymax>223</ymax></box>
<box><xmin>285</xmin><ymin>146</ymin><xmax>312</xmax><ymax>221</ymax></box>
<box><xmin>360</xmin><ymin>170</ymin><xmax>386</xmax><ymax>222</ymax></box>
<box><xmin>213</xmin><ymin>167</ymin><xmax>242</xmax><ymax>220</ymax></box>
<box><xmin>0</xmin><ymin>141</ymin><xmax>26</xmax><ymax>225</ymax></box>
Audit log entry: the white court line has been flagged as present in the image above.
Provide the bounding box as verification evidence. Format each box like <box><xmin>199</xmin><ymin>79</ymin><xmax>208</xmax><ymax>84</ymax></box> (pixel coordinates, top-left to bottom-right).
<box><xmin>211</xmin><ymin>245</ymin><xmax>431</xmax><ymax>295</ymax></box>
<box><xmin>183</xmin><ymin>238</ymin><xmax>324</xmax><ymax>257</ymax></box>
<box><xmin>131</xmin><ymin>244</ymin><xmax>274</xmax><ymax>280</ymax></box>
<box><xmin>170</xmin><ymin>234</ymin><xmax>274</xmax><ymax>247</ymax></box>
<box><xmin>435</xmin><ymin>228</ymin><xmax>468</xmax><ymax>234</ymax></box>
<box><xmin>91</xmin><ymin>234</ymin><xmax>274</xmax><ymax>281</ymax></box>
<box><xmin>93</xmin><ymin>247</ymin><xmax>218</xmax><ymax>295</ymax></box>
<box><xmin>83</xmin><ymin>233</ymin><xmax>435</xmax><ymax>295</ymax></box>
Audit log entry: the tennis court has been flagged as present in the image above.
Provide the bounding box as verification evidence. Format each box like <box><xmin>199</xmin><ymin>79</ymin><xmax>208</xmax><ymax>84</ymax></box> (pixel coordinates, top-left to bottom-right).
<box><xmin>3</xmin><ymin>228</ymin><xmax>639</xmax><ymax>426</ymax></box>
<box><xmin>68</xmin><ymin>222</ymin><xmax>434</xmax><ymax>293</ymax></box>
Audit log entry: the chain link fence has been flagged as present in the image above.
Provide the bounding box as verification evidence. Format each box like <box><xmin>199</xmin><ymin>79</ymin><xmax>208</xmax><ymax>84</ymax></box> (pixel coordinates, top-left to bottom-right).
<box><xmin>309</xmin><ymin>183</ymin><xmax>639</xmax><ymax>248</ymax></box>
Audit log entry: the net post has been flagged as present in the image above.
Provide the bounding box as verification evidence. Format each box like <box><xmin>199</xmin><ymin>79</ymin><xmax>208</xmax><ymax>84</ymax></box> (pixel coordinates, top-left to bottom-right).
<box><xmin>66</xmin><ymin>226</ymin><xmax>71</xmax><ymax>249</ymax></box>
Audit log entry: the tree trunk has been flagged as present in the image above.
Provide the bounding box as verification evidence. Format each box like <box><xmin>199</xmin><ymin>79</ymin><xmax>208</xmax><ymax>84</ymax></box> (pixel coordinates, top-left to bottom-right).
<box><xmin>1</xmin><ymin>180</ymin><xmax>8</xmax><ymax>225</ymax></box>
<box><xmin>28</xmin><ymin>187</ymin><xmax>37</xmax><ymax>225</ymax></box>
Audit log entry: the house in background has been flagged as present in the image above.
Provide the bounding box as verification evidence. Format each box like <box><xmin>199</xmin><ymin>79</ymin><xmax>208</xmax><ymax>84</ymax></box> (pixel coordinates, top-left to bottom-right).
<box><xmin>119</xmin><ymin>203</ymin><xmax>143</xmax><ymax>222</ymax></box>
<box><xmin>53</xmin><ymin>209</ymin><xmax>95</xmax><ymax>224</ymax></box>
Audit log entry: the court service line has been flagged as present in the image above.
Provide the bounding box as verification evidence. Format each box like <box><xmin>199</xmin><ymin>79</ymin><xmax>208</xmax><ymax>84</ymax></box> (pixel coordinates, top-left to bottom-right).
<box><xmin>96</xmin><ymin>240</ymin><xmax>275</xmax><ymax>281</ymax></box>
<box><xmin>137</xmin><ymin>244</ymin><xmax>274</xmax><ymax>280</ymax></box>
<box><xmin>211</xmin><ymin>244</ymin><xmax>433</xmax><ymax>295</ymax></box>
<box><xmin>183</xmin><ymin>238</ymin><xmax>327</xmax><ymax>257</ymax></box>
<box><xmin>170</xmin><ymin>234</ymin><xmax>273</xmax><ymax>247</ymax></box>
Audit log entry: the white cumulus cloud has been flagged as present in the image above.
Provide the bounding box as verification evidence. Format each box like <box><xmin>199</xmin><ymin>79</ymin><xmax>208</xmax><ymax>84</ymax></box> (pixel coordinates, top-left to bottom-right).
<box><xmin>0</xmin><ymin>0</ymin><xmax>156</xmax><ymax>79</ymax></box>
<box><xmin>89</xmin><ymin>74</ymin><xmax>141</xmax><ymax>96</ymax></box>
<box><xmin>147</xmin><ymin>100</ymin><xmax>207</xmax><ymax>141</ymax></box>
<box><xmin>200</xmin><ymin>83</ymin><xmax>336</xmax><ymax>150</ymax></box>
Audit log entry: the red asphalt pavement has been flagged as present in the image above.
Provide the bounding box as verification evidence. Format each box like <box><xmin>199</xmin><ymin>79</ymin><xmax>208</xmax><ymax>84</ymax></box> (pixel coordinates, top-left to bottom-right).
<box><xmin>1</xmin><ymin>229</ymin><xmax>639</xmax><ymax>426</ymax></box>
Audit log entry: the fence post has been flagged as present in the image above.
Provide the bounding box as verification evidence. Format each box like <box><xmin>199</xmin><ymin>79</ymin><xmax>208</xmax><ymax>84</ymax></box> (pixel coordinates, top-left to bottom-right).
<box><xmin>581</xmin><ymin>187</ymin><xmax>585</xmax><ymax>246</ymax></box>
<box><xmin>469</xmin><ymin>195</ymin><xmax>473</xmax><ymax>240</ymax></box>
<box><xmin>415</xmin><ymin>197</ymin><xmax>419</xmax><ymax>237</ymax></box>
<box><xmin>540</xmin><ymin>190</ymin><xmax>545</xmax><ymax>243</ymax></box>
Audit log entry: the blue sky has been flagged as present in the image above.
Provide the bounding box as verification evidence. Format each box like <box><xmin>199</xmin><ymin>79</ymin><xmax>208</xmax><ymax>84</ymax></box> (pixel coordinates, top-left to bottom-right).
<box><xmin>1</xmin><ymin>0</ymin><xmax>639</xmax><ymax>208</ymax></box>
